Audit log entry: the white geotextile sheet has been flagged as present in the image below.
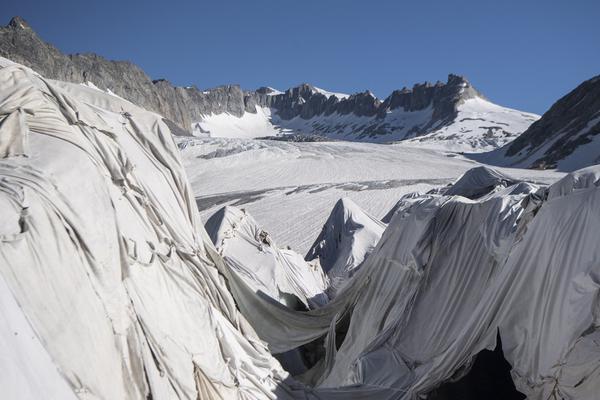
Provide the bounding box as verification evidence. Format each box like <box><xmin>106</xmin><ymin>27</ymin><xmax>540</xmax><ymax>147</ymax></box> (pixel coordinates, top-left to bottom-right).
<box><xmin>0</xmin><ymin>63</ymin><xmax>292</xmax><ymax>400</ymax></box>
<box><xmin>205</xmin><ymin>205</ymin><xmax>329</xmax><ymax>309</ymax></box>
<box><xmin>305</xmin><ymin>198</ymin><xmax>386</xmax><ymax>297</ymax></box>
<box><xmin>444</xmin><ymin>165</ymin><xmax>517</xmax><ymax>198</ymax></box>
<box><xmin>224</xmin><ymin>169</ymin><xmax>600</xmax><ymax>399</ymax></box>
<box><xmin>1</xmin><ymin>59</ymin><xmax>599</xmax><ymax>400</ymax></box>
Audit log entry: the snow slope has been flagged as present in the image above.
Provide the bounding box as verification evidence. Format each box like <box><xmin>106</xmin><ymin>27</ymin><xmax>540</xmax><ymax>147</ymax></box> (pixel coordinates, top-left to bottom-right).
<box><xmin>472</xmin><ymin>75</ymin><xmax>600</xmax><ymax>171</ymax></box>
<box><xmin>477</xmin><ymin>113</ymin><xmax>600</xmax><ymax>171</ymax></box>
<box><xmin>192</xmin><ymin>106</ymin><xmax>285</xmax><ymax>138</ymax></box>
<box><xmin>313</xmin><ymin>86</ymin><xmax>350</xmax><ymax>100</ymax></box>
<box><xmin>403</xmin><ymin>97</ymin><xmax>540</xmax><ymax>152</ymax></box>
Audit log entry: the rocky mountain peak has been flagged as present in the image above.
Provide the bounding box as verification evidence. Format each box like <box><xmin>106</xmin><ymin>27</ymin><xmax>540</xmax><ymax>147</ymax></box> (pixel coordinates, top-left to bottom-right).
<box><xmin>255</xmin><ymin>86</ymin><xmax>278</xmax><ymax>95</ymax></box>
<box><xmin>8</xmin><ymin>16</ymin><xmax>30</xmax><ymax>30</ymax></box>
<box><xmin>447</xmin><ymin>73</ymin><xmax>469</xmax><ymax>86</ymax></box>
<box><xmin>448</xmin><ymin>73</ymin><xmax>482</xmax><ymax>100</ymax></box>
<box><xmin>287</xmin><ymin>83</ymin><xmax>320</xmax><ymax>99</ymax></box>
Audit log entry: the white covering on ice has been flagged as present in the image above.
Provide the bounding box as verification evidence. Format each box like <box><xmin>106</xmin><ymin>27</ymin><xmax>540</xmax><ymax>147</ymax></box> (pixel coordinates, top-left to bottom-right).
<box><xmin>444</xmin><ymin>165</ymin><xmax>520</xmax><ymax>198</ymax></box>
<box><xmin>0</xmin><ymin>62</ymin><xmax>292</xmax><ymax>399</ymax></box>
<box><xmin>306</xmin><ymin>198</ymin><xmax>385</xmax><ymax>296</ymax></box>
<box><xmin>547</xmin><ymin>164</ymin><xmax>600</xmax><ymax>199</ymax></box>
<box><xmin>222</xmin><ymin>165</ymin><xmax>600</xmax><ymax>399</ymax></box>
<box><xmin>2</xmin><ymin>57</ymin><xmax>598</xmax><ymax>400</ymax></box>
<box><xmin>205</xmin><ymin>205</ymin><xmax>329</xmax><ymax>309</ymax></box>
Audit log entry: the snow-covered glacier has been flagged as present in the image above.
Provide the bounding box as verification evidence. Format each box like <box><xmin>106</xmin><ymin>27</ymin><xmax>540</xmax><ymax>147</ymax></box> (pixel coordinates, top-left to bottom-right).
<box><xmin>1</xmin><ymin>58</ymin><xmax>599</xmax><ymax>400</ymax></box>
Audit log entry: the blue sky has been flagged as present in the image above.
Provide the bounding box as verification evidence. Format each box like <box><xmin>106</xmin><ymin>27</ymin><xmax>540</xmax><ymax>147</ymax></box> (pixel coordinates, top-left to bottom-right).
<box><xmin>2</xmin><ymin>0</ymin><xmax>599</xmax><ymax>114</ymax></box>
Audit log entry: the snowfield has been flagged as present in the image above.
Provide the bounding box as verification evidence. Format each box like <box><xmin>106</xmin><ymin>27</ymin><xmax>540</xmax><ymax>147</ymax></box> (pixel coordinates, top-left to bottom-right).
<box><xmin>192</xmin><ymin>106</ymin><xmax>286</xmax><ymax>138</ymax></box>
<box><xmin>178</xmin><ymin>136</ymin><xmax>561</xmax><ymax>253</ymax></box>
<box><xmin>403</xmin><ymin>97</ymin><xmax>540</xmax><ymax>152</ymax></box>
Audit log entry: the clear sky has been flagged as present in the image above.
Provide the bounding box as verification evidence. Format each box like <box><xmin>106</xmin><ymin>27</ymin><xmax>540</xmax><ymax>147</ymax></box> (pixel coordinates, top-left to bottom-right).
<box><xmin>2</xmin><ymin>0</ymin><xmax>599</xmax><ymax>114</ymax></box>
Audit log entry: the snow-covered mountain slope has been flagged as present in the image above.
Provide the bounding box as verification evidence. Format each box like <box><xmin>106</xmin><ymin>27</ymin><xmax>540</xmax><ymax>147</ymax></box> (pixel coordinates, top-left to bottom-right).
<box><xmin>192</xmin><ymin>106</ymin><xmax>283</xmax><ymax>138</ymax></box>
<box><xmin>0</xmin><ymin>61</ymin><xmax>295</xmax><ymax>399</ymax></box>
<box><xmin>402</xmin><ymin>97</ymin><xmax>539</xmax><ymax>152</ymax></box>
<box><xmin>305</xmin><ymin>198</ymin><xmax>385</xmax><ymax>296</ymax></box>
<box><xmin>205</xmin><ymin>206</ymin><xmax>329</xmax><ymax>309</ymax></box>
<box><xmin>179</xmin><ymin>136</ymin><xmax>561</xmax><ymax>253</ymax></box>
<box><xmin>474</xmin><ymin>74</ymin><xmax>600</xmax><ymax>171</ymax></box>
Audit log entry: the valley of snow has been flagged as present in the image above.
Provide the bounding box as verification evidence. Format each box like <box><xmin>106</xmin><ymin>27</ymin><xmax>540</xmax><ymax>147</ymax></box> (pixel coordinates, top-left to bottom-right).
<box><xmin>178</xmin><ymin>136</ymin><xmax>561</xmax><ymax>253</ymax></box>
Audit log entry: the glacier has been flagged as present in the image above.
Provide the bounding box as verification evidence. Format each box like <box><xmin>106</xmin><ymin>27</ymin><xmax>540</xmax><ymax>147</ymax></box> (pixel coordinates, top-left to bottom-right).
<box><xmin>1</xmin><ymin>58</ymin><xmax>599</xmax><ymax>400</ymax></box>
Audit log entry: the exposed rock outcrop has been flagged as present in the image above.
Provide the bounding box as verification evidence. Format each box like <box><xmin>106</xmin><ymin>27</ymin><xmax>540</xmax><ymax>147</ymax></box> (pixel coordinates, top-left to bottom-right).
<box><xmin>476</xmin><ymin>74</ymin><xmax>600</xmax><ymax>170</ymax></box>
<box><xmin>505</xmin><ymin>75</ymin><xmax>600</xmax><ymax>169</ymax></box>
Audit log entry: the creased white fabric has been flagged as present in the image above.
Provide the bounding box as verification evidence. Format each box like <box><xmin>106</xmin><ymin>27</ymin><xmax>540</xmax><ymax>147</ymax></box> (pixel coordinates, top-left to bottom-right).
<box><xmin>0</xmin><ymin>63</ymin><xmax>291</xmax><ymax>400</ymax></box>
<box><xmin>1</xmin><ymin>58</ymin><xmax>599</xmax><ymax>400</ymax></box>
<box><xmin>223</xmin><ymin>167</ymin><xmax>600</xmax><ymax>399</ymax></box>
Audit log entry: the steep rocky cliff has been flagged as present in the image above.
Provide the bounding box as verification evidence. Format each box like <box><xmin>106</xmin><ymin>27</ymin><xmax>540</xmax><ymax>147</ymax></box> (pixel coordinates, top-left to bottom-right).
<box><xmin>504</xmin><ymin>75</ymin><xmax>600</xmax><ymax>169</ymax></box>
<box><xmin>476</xmin><ymin>74</ymin><xmax>600</xmax><ymax>170</ymax></box>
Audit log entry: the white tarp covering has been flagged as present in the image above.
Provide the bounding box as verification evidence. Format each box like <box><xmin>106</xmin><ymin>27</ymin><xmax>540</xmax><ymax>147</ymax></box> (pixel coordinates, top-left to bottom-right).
<box><xmin>0</xmin><ymin>61</ymin><xmax>293</xmax><ymax>400</ymax></box>
<box><xmin>306</xmin><ymin>198</ymin><xmax>385</xmax><ymax>297</ymax></box>
<box><xmin>222</xmin><ymin>167</ymin><xmax>600</xmax><ymax>399</ymax></box>
<box><xmin>205</xmin><ymin>205</ymin><xmax>329</xmax><ymax>309</ymax></box>
<box><xmin>1</xmin><ymin>58</ymin><xmax>599</xmax><ymax>400</ymax></box>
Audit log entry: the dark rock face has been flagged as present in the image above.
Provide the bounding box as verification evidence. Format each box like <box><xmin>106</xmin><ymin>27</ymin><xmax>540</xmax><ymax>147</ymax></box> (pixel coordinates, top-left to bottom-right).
<box><xmin>0</xmin><ymin>16</ymin><xmax>483</xmax><ymax>139</ymax></box>
<box><xmin>337</xmin><ymin>91</ymin><xmax>380</xmax><ymax>117</ymax></box>
<box><xmin>380</xmin><ymin>75</ymin><xmax>479</xmax><ymax>116</ymax></box>
<box><xmin>504</xmin><ymin>75</ymin><xmax>600</xmax><ymax>169</ymax></box>
<box><xmin>267</xmin><ymin>84</ymin><xmax>340</xmax><ymax>120</ymax></box>
<box><xmin>256</xmin><ymin>76</ymin><xmax>477</xmax><ymax>127</ymax></box>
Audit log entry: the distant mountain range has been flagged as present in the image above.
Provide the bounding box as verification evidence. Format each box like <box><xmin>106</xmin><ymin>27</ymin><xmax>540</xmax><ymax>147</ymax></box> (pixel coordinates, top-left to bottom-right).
<box><xmin>1</xmin><ymin>16</ymin><xmax>598</xmax><ymax>166</ymax></box>
<box><xmin>191</xmin><ymin>78</ymin><xmax>540</xmax><ymax>153</ymax></box>
<box><xmin>0</xmin><ymin>16</ymin><xmax>537</xmax><ymax>152</ymax></box>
